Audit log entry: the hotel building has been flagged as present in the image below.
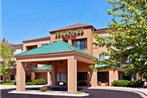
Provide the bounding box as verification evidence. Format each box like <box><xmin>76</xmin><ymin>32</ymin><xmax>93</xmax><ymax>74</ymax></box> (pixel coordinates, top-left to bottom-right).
<box><xmin>15</xmin><ymin>23</ymin><xmax>137</xmax><ymax>92</ymax></box>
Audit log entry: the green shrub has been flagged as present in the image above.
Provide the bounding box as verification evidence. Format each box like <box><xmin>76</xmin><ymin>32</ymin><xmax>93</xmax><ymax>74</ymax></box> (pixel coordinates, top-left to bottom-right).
<box><xmin>112</xmin><ymin>80</ymin><xmax>130</xmax><ymax>87</ymax></box>
<box><xmin>40</xmin><ymin>86</ymin><xmax>48</xmax><ymax>92</ymax></box>
<box><xmin>127</xmin><ymin>80</ymin><xmax>144</xmax><ymax>87</ymax></box>
<box><xmin>1</xmin><ymin>81</ymin><xmax>16</xmax><ymax>85</ymax></box>
<box><xmin>32</xmin><ymin>79</ymin><xmax>46</xmax><ymax>85</ymax></box>
<box><xmin>112</xmin><ymin>80</ymin><xmax>144</xmax><ymax>87</ymax></box>
<box><xmin>26</xmin><ymin>79</ymin><xmax>46</xmax><ymax>85</ymax></box>
<box><xmin>26</xmin><ymin>81</ymin><xmax>32</xmax><ymax>85</ymax></box>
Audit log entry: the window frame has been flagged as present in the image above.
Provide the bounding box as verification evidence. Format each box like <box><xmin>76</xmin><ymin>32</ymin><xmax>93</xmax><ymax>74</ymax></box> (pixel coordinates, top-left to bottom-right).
<box><xmin>72</xmin><ymin>38</ymin><xmax>87</xmax><ymax>50</ymax></box>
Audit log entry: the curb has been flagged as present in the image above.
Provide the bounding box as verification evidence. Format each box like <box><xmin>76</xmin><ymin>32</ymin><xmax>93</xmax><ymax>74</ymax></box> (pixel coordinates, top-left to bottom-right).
<box><xmin>89</xmin><ymin>87</ymin><xmax>147</xmax><ymax>98</ymax></box>
<box><xmin>8</xmin><ymin>90</ymin><xmax>89</xmax><ymax>97</ymax></box>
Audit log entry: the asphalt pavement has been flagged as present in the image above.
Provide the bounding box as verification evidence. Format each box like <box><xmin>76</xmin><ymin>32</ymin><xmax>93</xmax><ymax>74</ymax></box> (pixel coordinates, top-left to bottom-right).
<box><xmin>1</xmin><ymin>89</ymin><xmax>143</xmax><ymax>98</ymax></box>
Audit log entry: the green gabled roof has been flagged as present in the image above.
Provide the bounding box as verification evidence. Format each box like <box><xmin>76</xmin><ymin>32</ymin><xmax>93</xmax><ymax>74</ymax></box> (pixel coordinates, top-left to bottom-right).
<box><xmin>17</xmin><ymin>41</ymin><xmax>94</xmax><ymax>57</ymax></box>
<box><xmin>33</xmin><ymin>65</ymin><xmax>51</xmax><ymax>71</ymax></box>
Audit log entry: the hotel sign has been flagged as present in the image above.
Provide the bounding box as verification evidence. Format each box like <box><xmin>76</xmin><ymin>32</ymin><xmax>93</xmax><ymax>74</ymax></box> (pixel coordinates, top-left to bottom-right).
<box><xmin>55</xmin><ymin>29</ymin><xmax>84</xmax><ymax>39</ymax></box>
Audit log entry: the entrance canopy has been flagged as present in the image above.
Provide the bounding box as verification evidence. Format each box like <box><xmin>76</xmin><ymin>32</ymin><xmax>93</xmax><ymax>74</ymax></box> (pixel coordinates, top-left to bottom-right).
<box><xmin>16</xmin><ymin>41</ymin><xmax>95</xmax><ymax>64</ymax></box>
<box><xmin>15</xmin><ymin>41</ymin><xmax>96</xmax><ymax>93</ymax></box>
<box><xmin>96</xmin><ymin>64</ymin><xmax>109</xmax><ymax>68</ymax></box>
<box><xmin>17</xmin><ymin>41</ymin><xmax>94</xmax><ymax>57</ymax></box>
<box><xmin>32</xmin><ymin>65</ymin><xmax>52</xmax><ymax>71</ymax></box>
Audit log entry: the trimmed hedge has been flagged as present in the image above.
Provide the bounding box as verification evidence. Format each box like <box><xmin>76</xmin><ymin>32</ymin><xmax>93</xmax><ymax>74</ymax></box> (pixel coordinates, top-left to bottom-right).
<box><xmin>26</xmin><ymin>79</ymin><xmax>46</xmax><ymax>85</ymax></box>
<box><xmin>112</xmin><ymin>80</ymin><xmax>130</xmax><ymax>87</ymax></box>
<box><xmin>127</xmin><ymin>80</ymin><xmax>144</xmax><ymax>87</ymax></box>
<box><xmin>112</xmin><ymin>80</ymin><xmax>144</xmax><ymax>87</ymax></box>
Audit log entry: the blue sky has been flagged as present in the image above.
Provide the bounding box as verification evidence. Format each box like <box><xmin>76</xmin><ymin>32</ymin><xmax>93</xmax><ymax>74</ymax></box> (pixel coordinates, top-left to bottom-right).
<box><xmin>2</xmin><ymin>0</ymin><xmax>112</xmax><ymax>44</ymax></box>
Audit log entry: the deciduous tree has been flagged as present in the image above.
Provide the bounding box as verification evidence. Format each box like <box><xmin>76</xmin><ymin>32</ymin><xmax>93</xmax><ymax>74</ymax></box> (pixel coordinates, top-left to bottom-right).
<box><xmin>94</xmin><ymin>0</ymin><xmax>147</xmax><ymax>78</ymax></box>
<box><xmin>0</xmin><ymin>42</ymin><xmax>14</xmax><ymax>82</ymax></box>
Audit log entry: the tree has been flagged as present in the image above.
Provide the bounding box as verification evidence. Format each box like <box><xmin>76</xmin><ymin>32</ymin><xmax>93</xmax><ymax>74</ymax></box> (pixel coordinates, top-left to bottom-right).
<box><xmin>0</xmin><ymin>37</ymin><xmax>8</xmax><ymax>43</ymax></box>
<box><xmin>94</xmin><ymin>0</ymin><xmax>147</xmax><ymax>78</ymax></box>
<box><xmin>0</xmin><ymin>42</ymin><xmax>14</xmax><ymax>82</ymax></box>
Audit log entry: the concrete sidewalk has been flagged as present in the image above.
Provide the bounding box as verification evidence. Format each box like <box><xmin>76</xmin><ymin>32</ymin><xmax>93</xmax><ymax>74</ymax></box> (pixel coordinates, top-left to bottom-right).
<box><xmin>0</xmin><ymin>85</ymin><xmax>44</xmax><ymax>90</ymax></box>
<box><xmin>89</xmin><ymin>86</ymin><xmax>147</xmax><ymax>98</ymax></box>
<box><xmin>9</xmin><ymin>90</ymin><xmax>89</xmax><ymax>97</ymax></box>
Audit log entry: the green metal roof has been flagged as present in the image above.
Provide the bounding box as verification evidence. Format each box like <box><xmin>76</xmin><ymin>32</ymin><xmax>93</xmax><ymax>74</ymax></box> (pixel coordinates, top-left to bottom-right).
<box><xmin>17</xmin><ymin>41</ymin><xmax>94</xmax><ymax>57</ymax></box>
<box><xmin>96</xmin><ymin>64</ymin><xmax>109</xmax><ymax>68</ymax></box>
<box><xmin>32</xmin><ymin>65</ymin><xmax>51</xmax><ymax>71</ymax></box>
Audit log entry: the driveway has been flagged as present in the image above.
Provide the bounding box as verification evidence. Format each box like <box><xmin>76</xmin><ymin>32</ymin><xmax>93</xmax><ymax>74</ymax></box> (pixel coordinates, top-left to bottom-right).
<box><xmin>1</xmin><ymin>89</ymin><xmax>143</xmax><ymax>98</ymax></box>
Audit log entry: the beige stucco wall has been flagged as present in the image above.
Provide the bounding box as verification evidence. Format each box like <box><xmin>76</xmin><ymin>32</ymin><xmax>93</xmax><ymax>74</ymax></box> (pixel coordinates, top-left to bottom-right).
<box><xmin>92</xmin><ymin>32</ymin><xmax>109</xmax><ymax>59</ymax></box>
<box><xmin>109</xmin><ymin>70</ymin><xmax>118</xmax><ymax>85</ymax></box>
<box><xmin>50</xmin><ymin>28</ymin><xmax>93</xmax><ymax>54</ymax></box>
<box><xmin>22</xmin><ymin>28</ymin><xmax>109</xmax><ymax>60</ymax></box>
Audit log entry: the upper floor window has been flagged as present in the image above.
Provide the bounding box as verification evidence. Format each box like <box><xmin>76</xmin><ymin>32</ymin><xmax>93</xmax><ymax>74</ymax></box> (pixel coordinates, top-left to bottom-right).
<box><xmin>125</xmin><ymin>58</ymin><xmax>131</xmax><ymax>64</ymax></box>
<box><xmin>63</xmin><ymin>40</ymin><xmax>68</xmax><ymax>43</ymax></box>
<box><xmin>13</xmin><ymin>49</ymin><xmax>23</xmax><ymax>55</ymax></box>
<box><xmin>99</xmin><ymin>53</ymin><xmax>109</xmax><ymax>61</ymax></box>
<box><xmin>26</xmin><ymin>45</ymin><xmax>37</xmax><ymax>50</ymax></box>
<box><xmin>72</xmin><ymin>39</ymin><xmax>87</xmax><ymax>50</ymax></box>
<box><xmin>41</xmin><ymin>43</ymin><xmax>49</xmax><ymax>46</ymax></box>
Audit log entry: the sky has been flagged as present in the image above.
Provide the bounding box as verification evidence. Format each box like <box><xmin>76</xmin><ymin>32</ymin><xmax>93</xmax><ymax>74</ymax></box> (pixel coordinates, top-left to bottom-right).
<box><xmin>2</xmin><ymin>0</ymin><xmax>112</xmax><ymax>44</ymax></box>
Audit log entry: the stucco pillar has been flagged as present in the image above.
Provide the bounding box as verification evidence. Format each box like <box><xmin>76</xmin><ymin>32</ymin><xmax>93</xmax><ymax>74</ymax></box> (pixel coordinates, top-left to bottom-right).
<box><xmin>23</xmin><ymin>45</ymin><xmax>27</xmax><ymax>51</ymax></box>
<box><xmin>109</xmin><ymin>70</ymin><xmax>118</xmax><ymax>86</ymax></box>
<box><xmin>16</xmin><ymin>61</ymin><xmax>25</xmax><ymax>91</ymax></box>
<box><xmin>67</xmin><ymin>57</ymin><xmax>77</xmax><ymax>93</ymax></box>
<box><xmin>90</xmin><ymin>66</ymin><xmax>97</xmax><ymax>87</ymax></box>
<box><xmin>47</xmin><ymin>72</ymin><xmax>52</xmax><ymax>85</ymax></box>
<box><xmin>136</xmin><ymin>73</ymin><xmax>141</xmax><ymax>80</ymax></box>
<box><xmin>51</xmin><ymin>65</ymin><xmax>56</xmax><ymax>86</ymax></box>
<box><xmin>68</xmin><ymin>40</ymin><xmax>72</xmax><ymax>45</ymax></box>
<box><xmin>87</xmin><ymin>71</ymin><xmax>91</xmax><ymax>86</ymax></box>
<box><xmin>31</xmin><ymin>72</ymin><xmax>35</xmax><ymax>81</ymax></box>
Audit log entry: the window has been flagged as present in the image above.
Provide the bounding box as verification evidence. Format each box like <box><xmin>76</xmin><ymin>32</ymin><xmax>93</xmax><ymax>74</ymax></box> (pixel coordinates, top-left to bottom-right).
<box><xmin>41</xmin><ymin>43</ymin><xmax>49</xmax><ymax>46</ymax></box>
<box><xmin>72</xmin><ymin>39</ymin><xmax>87</xmax><ymax>49</ymax></box>
<box><xmin>11</xmin><ymin>75</ymin><xmax>15</xmax><ymax>80</ymax></box>
<box><xmin>26</xmin><ymin>45</ymin><xmax>37</xmax><ymax>50</ymax></box>
<box><xmin>118</xmin><ymin>71</ymin><xmax>132</xmax><ymax>80</ymax></box>
<box><xmin>63</xmin><ymin>40</ymin><xmax>68</xmax><ymax>43</ymax></box>
<box><xmin>13</xmin><ymin>49</ymin><xmax>23</xmax><ymax>55</ymax></box>
<box><xmin>99</xmin><ymin>53</ymin><xmax>109</xmax><ymax>61</ymax></box>
<box><xmin>125</xmin><ymin>58</ymin><xmax>131</xmax><ymax>64</ymax></box>
<box><xmin>0</xmin><ymin>75</ymin><xmax>3</xmax><ymax>80</ymax></box>
<box><xmin>57</xmin><ymin>72</ymin><xmax>66</xmax><ymax>82</ymax></box>
<box><xmin>99</xmin><ymin>54</ymin><xmax>105</xmax><ymax>61</ymax></box>
<box><xmin>97</xmin><ymin>72</ymin><xmax>109</xmax><ymax>82</ymax></box>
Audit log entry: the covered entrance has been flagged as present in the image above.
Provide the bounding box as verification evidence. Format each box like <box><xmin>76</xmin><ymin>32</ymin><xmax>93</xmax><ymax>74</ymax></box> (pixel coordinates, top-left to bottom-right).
<box><xmin>31</xmin><ymin>65</ymin><xmax>52</xmax><ymax>84</ymax></box>
<box><xmin>15</xmin><ymin>41</ymin><xmax>97</xmax><ymax>93</ymax></box>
